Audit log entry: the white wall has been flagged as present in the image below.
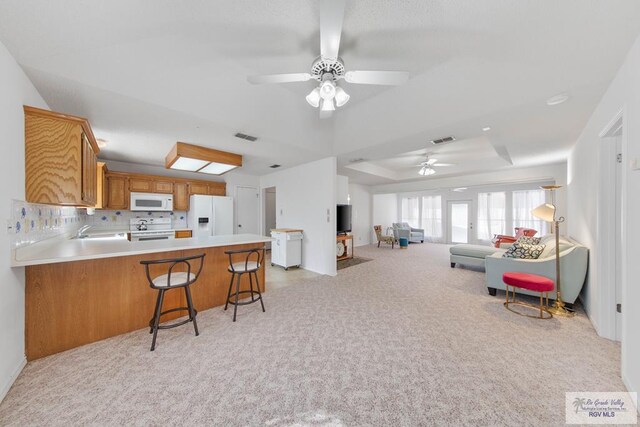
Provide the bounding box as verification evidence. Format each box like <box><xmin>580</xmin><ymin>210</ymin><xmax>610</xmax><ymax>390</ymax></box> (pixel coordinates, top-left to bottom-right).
<box><xmin>260</xmin><ymin>158</ymin><xmax>337</xmax><ymax>276</ymax></box>
<box><xmin>0</xmin><ymin>41</ymin><xmax>49</xmax><ymax>402</ymax></box>
<box><xmin>372</xmin><ymin>193</ymin><xmax>398</xmax><ymax>241</ymax></box>
<box><xmin>336</xmin><ymin>175</ymin><xmax>349</xmax><ymax>205</ymax></box>
<box><xmin>348</xmin><ymin>183</ymin><xmax>372</xmax><ymax>247</ymax></box>
<box><xmin>568</xmin><ymin>34</ymin><xmax>640</xmax><ymax>396</ymax></box>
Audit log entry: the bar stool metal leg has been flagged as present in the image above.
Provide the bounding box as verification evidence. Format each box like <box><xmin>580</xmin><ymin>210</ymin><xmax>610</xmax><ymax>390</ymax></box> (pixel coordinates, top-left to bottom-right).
<box><xmin>150</xmin><ymin>289</ymin><xmax>165</xmax><ymax>351</ymax></box>
<box><xmin>233</xmin><ymin>272</ymin><xmax>242</xmax><ymax>322</ymax></box>
<box><xmin>253</xmin><ymin>271</ymin><xmax>265</xmax><ymax>312</ymax></box>
<box><xmin>150</xmin><ymin>289</ymin><xmax>162</xmax><ymax>334</ymax></box>
<box><xmin>249</xmin><ymin>273</ymin><xmax>255</xmax><ymax>302</ymax></box>
<box><xmin>224</xmin><ymin>273</ymin><xmax>234</xmax><ymax>311</ymax></box>
<box><xmin>184</xmin><ymin>285</ymin><xmax>199</xmax><ymax>336</ymax></box>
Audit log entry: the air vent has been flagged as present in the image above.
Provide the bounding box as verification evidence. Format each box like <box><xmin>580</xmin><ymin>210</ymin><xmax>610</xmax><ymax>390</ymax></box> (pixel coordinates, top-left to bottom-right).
<box><xmin>269</xmin><ymin>164</ymin><xmax>281</xmax><ymax>169</ymax></box>
<box><xmin>235</xmin><ymin>132</ymin><xmax>258</xmax><ymax>142</ymax></box>
<box><xmin>430</xmin><ymin>136</ymin><xmax>456</xmax><ymax>145</ymax></box>
<box><xmin>349</xmin><ymin>158</ymin><xmax>367</xmax><ymax>163</ymax></box>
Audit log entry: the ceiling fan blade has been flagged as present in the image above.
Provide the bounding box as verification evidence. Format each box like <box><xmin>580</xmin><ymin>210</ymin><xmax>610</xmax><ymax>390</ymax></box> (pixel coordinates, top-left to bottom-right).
<box><xmin>344</xmin><ymin>70</ymin><xmax>410</xmax><ymax>85</ymax></box>
<box><xmin>433</xmin><ymin>163</ymin><xmax>455</xmax><ymax>167</ymax></box>
<box><xmin>247</xmin><ymin>73</ymin><xmax>312</xmax><ymax>84</ymax></box>
<box><xmin>320</xmin><ymin>0</ymin><xmax>346</xmax><ymax>60</ymax></box>
<box><xmin>426</xmin><ymin>158</ymin><xmax>438</xmax><ymax>165</ymax></box>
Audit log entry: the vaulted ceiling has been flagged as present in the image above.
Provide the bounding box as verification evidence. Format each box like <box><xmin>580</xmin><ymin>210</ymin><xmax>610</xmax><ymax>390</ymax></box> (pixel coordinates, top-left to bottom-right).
<box><xmin>1</xmin><ymin>0</ymin><xmax>639</xmax><ymax>184</ymax></box>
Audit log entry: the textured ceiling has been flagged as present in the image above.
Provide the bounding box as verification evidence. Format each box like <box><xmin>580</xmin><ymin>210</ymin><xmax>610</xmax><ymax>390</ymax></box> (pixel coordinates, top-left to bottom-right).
<box><xmin>1</xmin><ymin>0</ymin><xmax>639</xmax><ymax>183</ymax></box>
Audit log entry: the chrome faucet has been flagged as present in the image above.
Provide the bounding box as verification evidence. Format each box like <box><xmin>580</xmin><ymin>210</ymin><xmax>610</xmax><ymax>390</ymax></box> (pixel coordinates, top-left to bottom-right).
<box><xmin>76</xmin><ymin>225</ymin><xmax>91</xmax><ymax>239</ymax></box>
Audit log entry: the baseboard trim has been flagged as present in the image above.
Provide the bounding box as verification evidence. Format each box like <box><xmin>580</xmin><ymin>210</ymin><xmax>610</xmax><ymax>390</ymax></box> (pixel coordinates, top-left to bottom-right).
<box><xmin>0</xmin><ymin>356</ymin><xmax>26</xmax><ymax>404</ymax></box>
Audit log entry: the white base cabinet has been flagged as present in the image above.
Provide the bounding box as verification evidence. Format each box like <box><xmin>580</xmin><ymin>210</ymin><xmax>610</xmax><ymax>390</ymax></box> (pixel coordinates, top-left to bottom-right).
<box><xmin>270</xmin><ymin>229</ymin><xmax>303</xmax><ymax>270</ymax></box>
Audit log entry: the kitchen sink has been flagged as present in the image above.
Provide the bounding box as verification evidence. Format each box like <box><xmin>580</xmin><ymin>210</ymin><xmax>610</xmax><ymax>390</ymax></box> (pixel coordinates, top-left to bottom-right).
<box><xmin>72</xmin><ymin>232</ymin><xmax>128</xmax><ymax>241</ymax></box>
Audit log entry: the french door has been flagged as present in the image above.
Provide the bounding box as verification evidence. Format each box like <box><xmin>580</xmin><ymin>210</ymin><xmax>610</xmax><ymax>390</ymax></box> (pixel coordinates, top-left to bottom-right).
<box><xmin>448</xmin><ymin>201</ymin><xmax>472</xmax><ymax>244</ymax></box>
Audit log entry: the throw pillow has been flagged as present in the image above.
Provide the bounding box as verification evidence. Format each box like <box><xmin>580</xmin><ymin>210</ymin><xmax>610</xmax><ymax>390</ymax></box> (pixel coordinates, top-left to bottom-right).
<box><xmin>516</xmin><ymin>236</ymin><xmax>541</xmax><ymax>245</ymax></box>
<box><xmin>502</xmin><ymin>241</ymin><xmax>546</xmax><ymax>259</ymax></box>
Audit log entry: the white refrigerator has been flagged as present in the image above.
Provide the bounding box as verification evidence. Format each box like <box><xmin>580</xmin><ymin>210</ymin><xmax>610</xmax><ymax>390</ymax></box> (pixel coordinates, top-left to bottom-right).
<box><xmin>187</xmin><ymin>195</ymin><xmax>234</xmax><ymax>237</ymax></box>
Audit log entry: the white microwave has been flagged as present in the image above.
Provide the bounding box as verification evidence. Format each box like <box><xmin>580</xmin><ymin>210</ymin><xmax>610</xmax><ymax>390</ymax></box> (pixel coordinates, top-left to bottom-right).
<box><xmin>130</xmin><ymin>192</ymin><xmax>174</xmax><ymax>212</ymax></box>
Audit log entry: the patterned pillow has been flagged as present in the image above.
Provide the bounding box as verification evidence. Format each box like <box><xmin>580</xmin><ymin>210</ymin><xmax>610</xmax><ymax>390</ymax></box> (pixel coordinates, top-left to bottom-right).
<box><xmin>502</xmin><ymin>241</ymin><xmax>546</xmax><ymax>259</ymax></box>
<box><xmin>516</xmin><ymin>236</ymin><xmax>541</xmax><ymax>245</ymax></box>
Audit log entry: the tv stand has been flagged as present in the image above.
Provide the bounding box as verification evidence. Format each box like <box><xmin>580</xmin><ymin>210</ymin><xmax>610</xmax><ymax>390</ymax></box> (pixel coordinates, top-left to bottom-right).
<box><xmin>336</xmin><ymin>234</ymin><xmax>354</xmax><ymax>261</ymax></box>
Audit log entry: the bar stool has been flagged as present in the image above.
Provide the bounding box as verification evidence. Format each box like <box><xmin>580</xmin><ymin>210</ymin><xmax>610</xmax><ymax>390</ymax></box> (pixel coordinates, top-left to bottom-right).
<box><xmin>224</xmin><ymin>247</ymin><xmax>266</xmax><ymax>322</ymax></box>
<box><xmin>141</xmin><ymin>253</ymin><xmax>205</xmax><ymax>351</ymax></box>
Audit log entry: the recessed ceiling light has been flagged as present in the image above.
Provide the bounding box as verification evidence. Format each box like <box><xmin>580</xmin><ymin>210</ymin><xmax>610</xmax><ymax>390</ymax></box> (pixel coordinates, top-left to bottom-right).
<box><xmin>482</xmin><ymin>127</ymin><xmax>491</xmax><ymax>132</ymax></box>
<box><xmin>546</xmin><ymin>93</ymin><xmax>570</xmax><ymax>106</ymax></box>
<box><xmin>96</xmin><ymin>138</ymin><xmax>108</xmax><ymax>148</ymax></box>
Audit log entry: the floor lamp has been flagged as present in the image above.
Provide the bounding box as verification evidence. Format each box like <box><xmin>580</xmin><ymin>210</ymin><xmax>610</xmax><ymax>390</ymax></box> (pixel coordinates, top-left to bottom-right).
<box><xmin>532</xmin><ymin>186</ymin><xmax>575</xmax><ymax>317</ymax></box>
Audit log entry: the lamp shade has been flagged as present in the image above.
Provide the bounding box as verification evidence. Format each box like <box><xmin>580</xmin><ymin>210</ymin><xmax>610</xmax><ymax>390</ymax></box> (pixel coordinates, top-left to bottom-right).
<box><xmin>532</xmin><ymin>203</ymin><xmax>556</xmax><ymax>222</ymax></box>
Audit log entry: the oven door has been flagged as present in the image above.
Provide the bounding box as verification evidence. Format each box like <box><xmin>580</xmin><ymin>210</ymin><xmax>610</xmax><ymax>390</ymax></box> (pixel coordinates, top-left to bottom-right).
<box><xmin>130</xmin><ymin>193</ymin><xmax>174</xmax><ymax>212</ymax></box>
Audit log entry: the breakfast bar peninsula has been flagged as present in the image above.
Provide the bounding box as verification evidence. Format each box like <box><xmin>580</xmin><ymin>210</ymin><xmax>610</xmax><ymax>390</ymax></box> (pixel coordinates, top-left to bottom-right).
<box><xmin>14</xmin><ymin>233</ymin><xmax>271</xmax><ymax>360</ymax></box>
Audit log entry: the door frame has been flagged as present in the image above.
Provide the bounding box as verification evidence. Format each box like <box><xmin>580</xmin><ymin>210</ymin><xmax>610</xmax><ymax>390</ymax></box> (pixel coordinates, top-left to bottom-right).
<box><xmin>447</xmin><ymin>200</ymin><xmax>473</xmax><ymax>244</ymax></box>
<box><xmin>598</xmin><ymin>107</ymin><xmax>627</xmax><ymax>341</ymax></box>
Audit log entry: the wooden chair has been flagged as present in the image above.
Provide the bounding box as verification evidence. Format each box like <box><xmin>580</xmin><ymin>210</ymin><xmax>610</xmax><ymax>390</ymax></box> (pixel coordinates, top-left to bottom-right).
<box><xmin>374</xmin><ymin>225</ymin><xmax>395</xmax><ymax>248</ymax></box>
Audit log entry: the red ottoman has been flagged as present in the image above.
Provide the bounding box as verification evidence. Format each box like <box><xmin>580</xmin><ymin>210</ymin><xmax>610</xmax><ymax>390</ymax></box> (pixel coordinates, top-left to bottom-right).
<box><xmin>503</xmin><ymin>272</ymin><xmax>554</xmax><ymax>319</ymax></box>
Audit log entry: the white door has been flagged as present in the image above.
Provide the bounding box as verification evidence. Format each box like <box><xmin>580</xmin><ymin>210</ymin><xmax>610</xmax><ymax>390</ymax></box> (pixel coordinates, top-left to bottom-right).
<box><xmin>236</xmin><ymin>186</ymin><xmax>260</xmax><ymax>234</ymax></box>
<box><xmin>448</xmin><ymin>201</ymin><xmax>472</xmax><ymax>244</ymax></box>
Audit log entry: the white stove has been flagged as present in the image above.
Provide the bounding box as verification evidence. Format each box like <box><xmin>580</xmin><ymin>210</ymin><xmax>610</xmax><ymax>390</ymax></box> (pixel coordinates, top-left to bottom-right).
<box><xmin>129</xmin><ymin>218</ymin><xmax>175</xmax><ymax>242</ymax></box>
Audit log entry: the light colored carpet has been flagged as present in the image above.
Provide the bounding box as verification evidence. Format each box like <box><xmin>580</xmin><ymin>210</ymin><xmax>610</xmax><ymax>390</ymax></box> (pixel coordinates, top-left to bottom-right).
<box><xmin>0</xmin><ymin>243</ymin><xmax>624</xmax><ymax>426</ymax></box>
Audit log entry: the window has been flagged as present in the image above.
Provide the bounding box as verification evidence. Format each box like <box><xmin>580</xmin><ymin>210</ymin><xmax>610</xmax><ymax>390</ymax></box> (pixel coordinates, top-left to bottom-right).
<box><xmin>401</xmin><ymin>197</ymin><xmax>420</xmax><ymax>227</ymax></box>
<box><xmin>477</xmin><ymin>192</ymin><xmax>506</xmax><ymax>241</ymax></box>
<box><xmin>421</xmin><ymin>196</ymin><xmax>443</xmax><ymax>242</ymax></box>
<box><xmin>513</xmin><ymin>189</ymin><xmax>548</xmax><ymax>235</ymax></box>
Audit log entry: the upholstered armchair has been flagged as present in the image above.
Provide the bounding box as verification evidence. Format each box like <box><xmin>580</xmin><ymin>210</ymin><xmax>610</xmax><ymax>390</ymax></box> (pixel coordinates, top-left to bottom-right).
<box><xmin>492</xmin><ymin>227</ymin><xmax>537</xmax><ymax>248</ymax></box>
<box><xmin>392</xmin><ymin>222</ymin><xmax>424</xmax><ymax>243</ymax></box>
<box><xmin>374</xmin><ymin>225</ymin><xmax>395</xmax><ymax>248</ymax></box>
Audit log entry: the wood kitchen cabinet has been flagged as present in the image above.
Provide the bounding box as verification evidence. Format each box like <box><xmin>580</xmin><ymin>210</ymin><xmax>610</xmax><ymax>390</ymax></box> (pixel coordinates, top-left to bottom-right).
<box><xmin>173</xmin><ymin>182</ymin><xmax>189</xmax><ymax>211</ymax></box>
<box><xmin>24</xmin><ymin>106</ymin><xmax>100</xmax><ymax>206</ymax></box>
<box><xmin>105</xmin><ymin>174</ymin><xmax>129</xmax><ymax>210</ymax></box>
<box><xmin>208</xmin><ymin>183</ymin><xmax>226</xmax><ymax>196</ymax></box>
<box><xmin>129</xmin><ymin>177</ymin><xmax>152</xmax><ymax>193</ymax></box>
<box><xmin>94</xmin><ymin>162</ymin><xmax>106</xmax><ymax>209</ymax></box>
<box><xmin>96</xmin><ymin>171</ymin><xmax>225</xmax><ymax>210</ymax></box>
<box><xmin>188</xmin><ymin>182</ymin><xmax>209</xmax><ymax>195</ymax></box>
<box><xmin>153</xmin><ymin>180</ymin><xmax>174</xmax><ymax>194</ymax></box>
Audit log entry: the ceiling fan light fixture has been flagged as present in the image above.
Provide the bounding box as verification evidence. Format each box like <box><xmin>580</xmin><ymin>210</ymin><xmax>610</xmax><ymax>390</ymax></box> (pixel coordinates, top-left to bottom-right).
<box><xmin>319</xmin><ymin>79</ymin><xmax>336</xmax><ymax>100</ymax></box>
<box><xmin>306</xmin><ymin>87</ymin><xmax>321</xmax><ymax>108</ymax></box>
<box><xmin>418</xmin><ymin>165</ymin><xmax>436</xmax><ymax>176</ymax></box>
<box><xmin>321</xmin><ymin>98</ymin><xmax>335</xmax><ymax>111</ymax></box>
<box><xmin>334</xmin><ymin>86</ymin><xmax>350</xmax><ymax>107</ymax></box>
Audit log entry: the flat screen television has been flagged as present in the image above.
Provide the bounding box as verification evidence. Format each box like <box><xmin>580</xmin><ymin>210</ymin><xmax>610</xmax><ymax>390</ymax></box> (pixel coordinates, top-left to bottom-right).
<box><xmin>337</xmin><ymin>204</ymin><xmax>352</xmax><ymax>234</ymax></box>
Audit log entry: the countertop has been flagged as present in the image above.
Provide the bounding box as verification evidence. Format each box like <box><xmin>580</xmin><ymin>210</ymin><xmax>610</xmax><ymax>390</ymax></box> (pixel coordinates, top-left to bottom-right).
<box><xmin>271</xmin><ymin>228</ymin><xmax>304</xmax><ymax>233</ymax></box>
<box><xmin>13</xmin><ymin>233</ymin><xmax>272</xmax><ymax>267</ymax></box>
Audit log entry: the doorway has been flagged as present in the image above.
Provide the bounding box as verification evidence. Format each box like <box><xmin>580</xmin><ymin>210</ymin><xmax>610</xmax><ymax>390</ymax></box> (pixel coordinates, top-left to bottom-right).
<box><xmin>448</xmin><ymin>200</ymin><xmax>472</xmax><ymax>244</ymax></box>
<box><xmin>264</xmin><ymin>187</ymin><xmax>276</xmax><ymax>249</ymax></box>
<box><xmin>236</xmin><ymin>186</ymin><xmax>260</xmax><ymax>235</ymax></box>
<box><xmin>599</xmin><ymin>110</ymin><xmax>625</xmax><ymax>341</ymax></box>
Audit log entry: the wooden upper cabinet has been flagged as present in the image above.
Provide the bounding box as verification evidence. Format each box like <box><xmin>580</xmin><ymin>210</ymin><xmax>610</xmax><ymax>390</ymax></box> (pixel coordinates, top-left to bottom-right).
<box><xmin>153</xmin><ymin>180</ymin><xmax>174</xmax><ymax>194</ymax></box>
<box><xmin>105</xmin><ymin>175</ymin><xmax>129</xmax><ymax>210</ymax></box>
<box><xmin>24</xmin><ymin>106</ymin><xmax>100</xmax><ymax>206</ymax></box>
<box><xmin>129</xmin><ymin>178</ymin><xmax>152</xmax><ymax>193</ymax></box>
<box><xmin>188</xmin><ymin>182</ymin><xmax>209</xmax><ymax>195</ymax></box>
<box><xmin>94</xmin><ymin>162</ymin><xmax>106</xmax><ymax>209</ymax></box>
<box><xmin>208</xmin><ymin>183</ymin><xmax>226</xmax><ymax>196</ymax></box>
<box><xmin>173</xmin><ymin>182</ymin><xmax>189</xmax><ymax>211</ymax></box>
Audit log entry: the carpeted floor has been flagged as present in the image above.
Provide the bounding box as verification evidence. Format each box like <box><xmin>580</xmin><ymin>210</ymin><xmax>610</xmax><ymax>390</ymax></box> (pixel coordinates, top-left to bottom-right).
<box><xmin>0</xmin><ymin>243</ymin><xmax>624</xmax><ymax>426</ymax></box>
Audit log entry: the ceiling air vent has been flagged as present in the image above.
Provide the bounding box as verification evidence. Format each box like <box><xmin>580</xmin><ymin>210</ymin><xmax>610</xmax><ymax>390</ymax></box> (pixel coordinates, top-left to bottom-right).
<box><xmin>269</xmin><ymin>164</ymin><xmax>281</xmax><ymax>169</ymax></box>
<box><xmin>235</xmin><ymin>132</ymin><xmax>258</xmax><ymax>142</ymax></box>
<box><xmin>430</xmin><ymin>136</ymin><xmax>456</xmax><ymax>145</ymax></box>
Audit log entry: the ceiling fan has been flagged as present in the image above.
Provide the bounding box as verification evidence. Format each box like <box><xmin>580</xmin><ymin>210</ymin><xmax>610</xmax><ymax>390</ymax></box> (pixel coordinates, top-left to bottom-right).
<box><xmin>247</xmin><ymin>0</ymin><xmax>410</xmax><ymax>118</ymax></box>
<box><xmin>417</xmin><ymin>154</ymin><xmax>454</xmax><ymax>176</ymax></box>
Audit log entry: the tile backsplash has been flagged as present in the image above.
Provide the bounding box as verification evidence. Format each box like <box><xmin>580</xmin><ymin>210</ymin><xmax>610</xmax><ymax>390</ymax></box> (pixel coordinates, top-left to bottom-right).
<box><xmin>11</xmin><ymin>200</ymin><xmax>87</xmax><ymax>248</ymax></box>
<box><xmin>85</xmin><ymin>210</ymin><xmax>187</xmax><ymax>230</ymax></box>
<box><xmin>10</xmin><ymin>201</ymin><xmax>189</xmax><ymax>249</ymax></box>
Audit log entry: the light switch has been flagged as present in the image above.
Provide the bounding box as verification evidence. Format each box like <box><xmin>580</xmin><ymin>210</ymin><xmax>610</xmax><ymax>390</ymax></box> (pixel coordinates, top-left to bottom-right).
<box><xmin>632</xmin><ymin>157</ymin><xmax>640</xmax><ymax>171</ymax></box>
